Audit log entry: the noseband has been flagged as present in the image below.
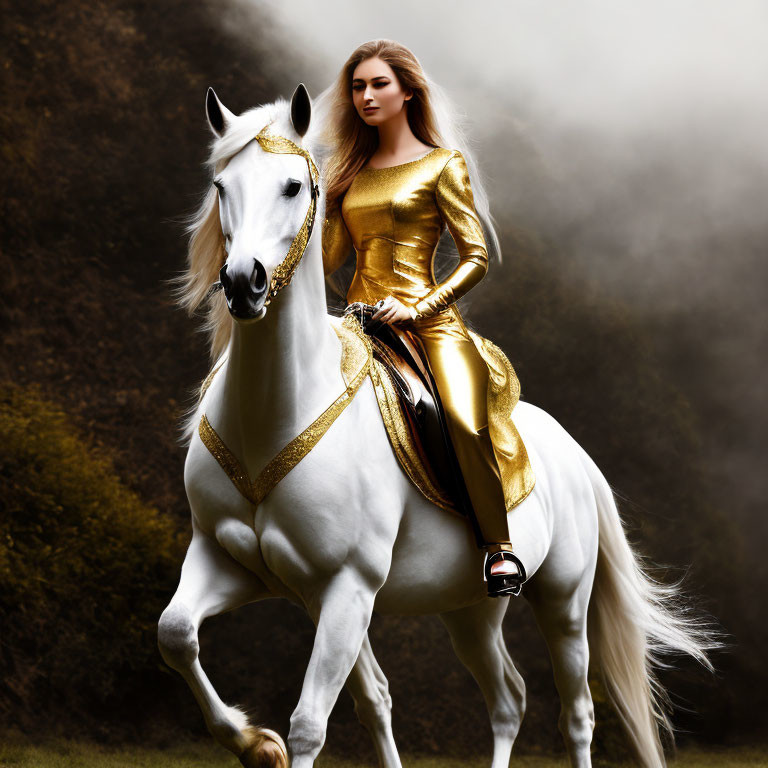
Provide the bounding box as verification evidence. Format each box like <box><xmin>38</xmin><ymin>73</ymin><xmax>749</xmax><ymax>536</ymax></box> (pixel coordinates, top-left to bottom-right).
<box><xmin>210</xmin><ymin>121</ymin><xmax>321</xmax><ymax>306</ymax></box>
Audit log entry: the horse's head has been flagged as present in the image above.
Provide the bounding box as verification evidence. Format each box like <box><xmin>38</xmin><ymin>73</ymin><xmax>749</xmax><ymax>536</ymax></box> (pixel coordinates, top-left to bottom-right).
<box><xmin>206</xmin><ymin>84</ymin><xmax>319</xmax><ymax>323</ymax></box>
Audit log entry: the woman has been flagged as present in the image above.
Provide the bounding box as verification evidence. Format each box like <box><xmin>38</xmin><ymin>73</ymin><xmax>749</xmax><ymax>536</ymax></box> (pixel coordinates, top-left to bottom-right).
<box><xmin>317</xmin><ymin>39</ymin><xmax>535</xmax><ymax>597</ymax></box>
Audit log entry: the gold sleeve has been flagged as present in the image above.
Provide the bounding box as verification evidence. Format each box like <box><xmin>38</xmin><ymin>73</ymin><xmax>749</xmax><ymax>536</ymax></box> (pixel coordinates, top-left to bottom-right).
<box><xmin>322</xmin><ymin>204</ymin><xmax>353</xmax><ymax>277</ymax></box>
<box><xmin>412</xmin><ymin>151</ymin><xmax>489</xmax><ymax>319</ymax></box>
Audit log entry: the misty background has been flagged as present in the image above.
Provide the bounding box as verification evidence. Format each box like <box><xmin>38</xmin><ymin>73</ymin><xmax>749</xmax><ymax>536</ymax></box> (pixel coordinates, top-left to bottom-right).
<box><xmin>1</xmin><ymin>0</ymin><xmax>766</xmax><ymax>761</ymax></box>
<box><xmin>253</xmin><ymin>0</ymin><xmax>768</xmax><ymax>560</ymax></box>
<box><xmin>249</xmin><ymin>0</ymin><xmax>768</xmax><ymax>575</ymax></box>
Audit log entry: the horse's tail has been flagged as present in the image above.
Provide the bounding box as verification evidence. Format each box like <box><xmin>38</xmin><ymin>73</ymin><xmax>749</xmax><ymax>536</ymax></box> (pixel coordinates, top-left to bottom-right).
<box><xmin>579</xmin><ymin>448</ymin><xmax>718</xmax><ymax>768</ymax></box>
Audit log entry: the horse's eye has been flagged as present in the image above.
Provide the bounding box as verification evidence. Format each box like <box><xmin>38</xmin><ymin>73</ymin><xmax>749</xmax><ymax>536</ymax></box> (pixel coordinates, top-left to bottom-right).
<box><xmin>284</xmin><ymin>179</ymin><xmax>302</xmax><ymax>198</ymax></box>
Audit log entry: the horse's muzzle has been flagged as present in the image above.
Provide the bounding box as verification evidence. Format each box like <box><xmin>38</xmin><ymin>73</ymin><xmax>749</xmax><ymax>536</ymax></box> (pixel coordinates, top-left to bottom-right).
<box><xmin>219</xmin><ymin>259</ymin><xmax>268</xmax><ymax>322</ymax></box>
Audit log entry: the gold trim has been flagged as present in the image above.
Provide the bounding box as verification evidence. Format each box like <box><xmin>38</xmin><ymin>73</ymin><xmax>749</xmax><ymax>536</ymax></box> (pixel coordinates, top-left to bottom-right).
<box><xmin>199</xmin><ymin>413</ymin><xmax>253</xmax><ymax>501</ymax></box>
<box><xmin>469</xmin><ymin>331</ymin><xmax>536</xmax><ymax>510</ymax></box>
<box><xmin>369</xmin><ymin>357</ymin><xmax>456</xmax><ymax>513</ymax></box>
<box><xmin>199</xmin><ymin>360</ymin><xmax>225</xmax><ymax>401</ymax></box>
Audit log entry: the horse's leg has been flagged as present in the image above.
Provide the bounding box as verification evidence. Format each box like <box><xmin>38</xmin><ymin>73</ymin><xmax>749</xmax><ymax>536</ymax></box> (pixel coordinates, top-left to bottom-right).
<box><xmin>345</xmin><ymin>633</ymin><xmax>402</xmax><ymax>768</ymax></box>
<box><xmin>527</xmin><ymin>574</ymin><xmax>595</xmax><ymax>768</ymax></box>
<box><xmin>440</xmin><ymin>599</ymin><xmax>526</xmax><ymax>768</ymax></box>
<box><xmin>158</xmin><ymin>526</ymin><xmax>284</xmax><ymax>767</ymax></box>
<box><xmin>287</xmin><ymin>567</ymin><xmax>380</xmax><ymax>768</ymax></box>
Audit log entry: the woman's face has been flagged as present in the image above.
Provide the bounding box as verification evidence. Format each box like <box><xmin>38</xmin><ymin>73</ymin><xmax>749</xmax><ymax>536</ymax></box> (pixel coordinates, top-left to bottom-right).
<box><xmin>351</xmin><ymin>56</ymin><xmax>412</xmax><ymax>126</ymax></box>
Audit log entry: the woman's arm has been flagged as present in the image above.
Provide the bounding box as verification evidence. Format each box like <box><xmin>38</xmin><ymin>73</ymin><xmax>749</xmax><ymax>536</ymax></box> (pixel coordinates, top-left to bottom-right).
<box><xmin>412</xmin><ymin>150</ymin><xmax>489</xmax><ymax>319</ymax></box>
<box><xmin>322</xmin><ymin>204</ymin><xmax>353</xmax><ymax>277</ymax></box>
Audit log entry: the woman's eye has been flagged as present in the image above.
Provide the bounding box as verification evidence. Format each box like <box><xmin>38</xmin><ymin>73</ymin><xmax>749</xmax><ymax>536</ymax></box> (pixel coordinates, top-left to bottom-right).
<box><xmin>284</xmin><ymin>180</ymin><xmax>302</xmax><ymax>197</ymax></box>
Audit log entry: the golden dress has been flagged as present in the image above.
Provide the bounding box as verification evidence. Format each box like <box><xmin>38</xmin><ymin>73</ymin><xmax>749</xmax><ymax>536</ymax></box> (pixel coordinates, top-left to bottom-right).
<box><xmin>322</xmin><ymin>147</ymin><xmax>535</xmax><ymax>549</ymax></box>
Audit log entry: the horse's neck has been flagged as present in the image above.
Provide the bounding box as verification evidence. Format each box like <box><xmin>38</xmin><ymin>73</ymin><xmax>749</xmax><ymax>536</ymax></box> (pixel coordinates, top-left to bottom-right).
<box><xmin>218</xmin><ymin>245</ymin><xmax>341</xmax><ymax>468</ymax></box>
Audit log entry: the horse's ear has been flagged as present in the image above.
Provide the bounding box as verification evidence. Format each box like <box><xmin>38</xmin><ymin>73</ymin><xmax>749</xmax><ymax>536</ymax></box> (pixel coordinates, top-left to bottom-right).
<box><xmin>206</xmin><ymin>87</ymin><xmax>237</xmax><ymax>138</ymax></box>
<box><xmin>290</xmin><ymin>83</ymin><xmax>311</xmax><ymax>138</ymax></box>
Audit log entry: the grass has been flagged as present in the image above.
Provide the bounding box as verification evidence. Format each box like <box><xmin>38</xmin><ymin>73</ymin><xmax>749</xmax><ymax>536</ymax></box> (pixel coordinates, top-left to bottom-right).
<box><xmin>0</xmin><ymin>732</ymin><xmax>765</xmax><ymax>767</ymax></box>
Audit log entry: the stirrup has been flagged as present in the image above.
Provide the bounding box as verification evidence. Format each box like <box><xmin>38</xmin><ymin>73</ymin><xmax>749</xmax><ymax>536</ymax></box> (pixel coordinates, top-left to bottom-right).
<box><xmin>484</xmin><ymin>551</ymin><xmax>527</xmax><ymax>598</ymax></box>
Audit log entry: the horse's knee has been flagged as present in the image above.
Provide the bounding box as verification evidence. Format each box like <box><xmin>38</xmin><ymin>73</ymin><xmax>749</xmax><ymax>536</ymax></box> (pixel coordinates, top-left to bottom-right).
<box><xmin>490</xmin><ymin>705</ymin><xmax>523</xmax><ymax>738</ymax></box>
<box><xmin>558</xmin><ymin>695</ymin><xmax>595</xmax><ymax>752</ymax></box>
<box><xmin>288</xmin><ymin>711</ymin><xmax>326</xmax><ymax>759</ymax></box>
<box><xmin>489</xmin><ymin>678</ymin><xmax>526</xmax><ymax>736</ymax></box>
<box><xmin>353</xmin><ymin>684</ymin><xmax>393</xmax><ymax>731</ymax></box>
<box><xmin>158</xmin><ymin>602</ymin><xmax>199</xmax><ymax>669</ymax></box>
<box><xmin>508</xmin><ymin>672</ymin><xmax>526</xmax><ymax>718</ymax></box>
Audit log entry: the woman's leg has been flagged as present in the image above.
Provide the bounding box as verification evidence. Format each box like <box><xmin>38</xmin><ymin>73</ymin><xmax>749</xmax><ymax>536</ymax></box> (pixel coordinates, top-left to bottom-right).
<box><xmin>412</xmin><ymin>308</ymin><xmax>513</xmax><ymax>551</ymax></box>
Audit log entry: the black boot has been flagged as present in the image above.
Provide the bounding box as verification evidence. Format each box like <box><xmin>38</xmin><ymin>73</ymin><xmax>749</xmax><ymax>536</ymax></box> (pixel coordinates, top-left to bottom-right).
<box><xmin>485</xmin><ymin>551</ymin><xmax>527</xmax><ymax>598</ymax></box>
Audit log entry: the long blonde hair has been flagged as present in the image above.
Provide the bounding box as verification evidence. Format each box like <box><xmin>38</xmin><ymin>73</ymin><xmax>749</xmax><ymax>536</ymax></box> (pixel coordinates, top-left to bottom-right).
<box><xmin>311</xmin><ymin>39</ymin><xmax>502</xmax><ymax>280</ymax></box>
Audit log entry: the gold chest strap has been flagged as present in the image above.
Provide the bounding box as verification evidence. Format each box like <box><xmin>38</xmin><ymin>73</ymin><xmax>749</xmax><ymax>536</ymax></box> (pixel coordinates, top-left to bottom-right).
<box><xmin>197</xmin><ymin>314</ymin><xmax>372</xmax><ymax>507</ymax></box>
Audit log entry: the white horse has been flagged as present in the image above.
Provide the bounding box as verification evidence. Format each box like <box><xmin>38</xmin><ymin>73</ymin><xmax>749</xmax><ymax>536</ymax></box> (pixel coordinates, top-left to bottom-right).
<box><xmin>158</xmin><ymin>84</ymin><xmax>714</xmax><ymax>768</ymax></box>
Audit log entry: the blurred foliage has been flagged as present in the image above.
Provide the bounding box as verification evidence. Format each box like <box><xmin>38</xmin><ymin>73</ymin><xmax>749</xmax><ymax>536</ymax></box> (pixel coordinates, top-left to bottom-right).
<box><xmin>0</xmin><ymin>381</ymin><xmax>185</xmax><ymax>727</ymax></box>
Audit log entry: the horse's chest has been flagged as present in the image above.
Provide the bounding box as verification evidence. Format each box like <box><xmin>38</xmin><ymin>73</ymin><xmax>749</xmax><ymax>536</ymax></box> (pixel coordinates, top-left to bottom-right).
<box><xmin>255</xmin><ymin>442</ymin><xmax>359</xmax><ymax>532</ymax></box>
<box><xmin>253</xmin><ymin>437</ymin><xmax>382</xmax><ymax>578</ymax></box>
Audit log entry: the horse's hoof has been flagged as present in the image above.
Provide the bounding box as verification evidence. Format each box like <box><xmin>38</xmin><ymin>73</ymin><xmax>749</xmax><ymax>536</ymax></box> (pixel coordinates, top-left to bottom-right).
<box><xmin>239</xmin><ymin>726</ymin><xmax>288</xmax><ymax>768</ymax></box>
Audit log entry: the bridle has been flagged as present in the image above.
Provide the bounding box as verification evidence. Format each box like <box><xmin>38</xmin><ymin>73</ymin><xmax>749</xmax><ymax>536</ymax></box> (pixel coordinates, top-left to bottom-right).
<box><xmin>209</xmin><ymin>121</ymin><xmax>321</xmax><ymax>307</ymax></box>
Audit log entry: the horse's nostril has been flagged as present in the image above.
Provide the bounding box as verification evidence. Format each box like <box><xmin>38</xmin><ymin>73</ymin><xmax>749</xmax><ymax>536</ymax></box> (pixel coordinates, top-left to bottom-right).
<box><xmin>251</xmin><ymin>260</ymin><xmax>267</xmax><ymax>296</ymax></box>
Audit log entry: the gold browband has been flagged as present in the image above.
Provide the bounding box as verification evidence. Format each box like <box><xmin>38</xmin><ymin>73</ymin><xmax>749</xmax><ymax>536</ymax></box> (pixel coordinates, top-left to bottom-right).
<box><xmin>253</xmin><ymin>122</ymin><xmax>321</xmax><ymax>304</ymax></box>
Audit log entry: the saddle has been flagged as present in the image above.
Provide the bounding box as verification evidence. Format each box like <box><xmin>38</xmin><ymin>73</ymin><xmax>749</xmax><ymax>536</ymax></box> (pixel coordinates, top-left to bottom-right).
<box><xmin>344</xmin><ymin>302</ymin><xmax>478</xmax><ymax>531</ymax></box>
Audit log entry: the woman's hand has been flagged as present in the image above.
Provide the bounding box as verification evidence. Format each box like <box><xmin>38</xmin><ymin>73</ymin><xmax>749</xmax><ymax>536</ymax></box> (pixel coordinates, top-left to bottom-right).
<box><xmin>371</xmin><ymin>296</ymin><xmax>417</xmax><ymax>325</ymax></box>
